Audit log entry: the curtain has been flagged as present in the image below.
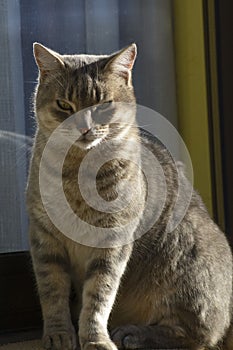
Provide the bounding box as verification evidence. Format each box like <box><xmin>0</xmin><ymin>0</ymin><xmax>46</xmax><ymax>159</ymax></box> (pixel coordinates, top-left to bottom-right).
<box><xmin>0</xmin><ymin>0</ymin><xmax>28</xmax><ymax>252</ymax></box>
<box><xmin>0</xmin><ymin>0</ymin><xmax>177</xmax><ymax>252</ymax></box>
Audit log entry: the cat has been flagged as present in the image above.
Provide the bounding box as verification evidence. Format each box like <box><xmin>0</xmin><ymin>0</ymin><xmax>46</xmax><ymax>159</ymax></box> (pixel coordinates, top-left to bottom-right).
<box><xmin>26</xmin><ymin>42</ymin><xmax>233</xmax><ymax>350</ymax></box>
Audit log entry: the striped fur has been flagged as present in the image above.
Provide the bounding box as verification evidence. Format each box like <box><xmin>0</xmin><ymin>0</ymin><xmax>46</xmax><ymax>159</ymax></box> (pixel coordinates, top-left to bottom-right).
<box><xmin>27</xmin><ymin>44</ymin><xmax>233</xmax><ymax>350</ymax></box>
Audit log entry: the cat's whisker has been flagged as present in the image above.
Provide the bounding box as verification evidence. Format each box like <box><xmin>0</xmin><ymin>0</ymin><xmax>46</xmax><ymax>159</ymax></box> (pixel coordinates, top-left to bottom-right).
<box><xmin>112</xmin><ymin>123</ymin><xmax>153</xmax><ymax>130</ymax></box>
<box><xmin>135</xmin><ymin>123</ymin><xmax>153</xmax><ymax>128</ymax></box>
<box><xmin>24</xmin><ymin>80</ymin><xmax>38</xmax><ymax>84</ymax></box>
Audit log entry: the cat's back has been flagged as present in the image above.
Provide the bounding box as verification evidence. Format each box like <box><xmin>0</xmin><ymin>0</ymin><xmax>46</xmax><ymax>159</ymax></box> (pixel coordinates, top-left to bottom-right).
<box><xmin>120</xmin><ymin>129</ymin><xmax>232</xmax><ymax>307</ymax></box>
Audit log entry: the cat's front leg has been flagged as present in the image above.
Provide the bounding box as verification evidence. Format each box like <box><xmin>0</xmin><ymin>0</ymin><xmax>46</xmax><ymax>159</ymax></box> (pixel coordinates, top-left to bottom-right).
<box><xmin>79</xmin><ymin>246</ymin><xmax>132</xmax><ymax>350</ymax></box>
<box><xmin>30</xmin><ymin>226</ymin><xmax>77</xmax><ymax>350</ymax></box>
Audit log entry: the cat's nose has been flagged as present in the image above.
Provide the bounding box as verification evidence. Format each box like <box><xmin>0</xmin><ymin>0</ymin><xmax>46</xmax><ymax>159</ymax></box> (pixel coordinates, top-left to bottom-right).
<box><xmin>79</xmin><ymin>127</ymin><xmax>91</xmax><ymax>135</ymax></box>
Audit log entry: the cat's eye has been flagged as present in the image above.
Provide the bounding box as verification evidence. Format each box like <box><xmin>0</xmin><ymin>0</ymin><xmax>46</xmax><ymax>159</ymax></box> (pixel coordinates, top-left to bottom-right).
<box><xmin>57</xmin><ymin>100</ymin><xmax>73</xmax><ymax>111</ymax></box>
<box><xmin>97</xmin><ymin>100</ymin><xmax>113</xmax><ymax>111</ymax></box>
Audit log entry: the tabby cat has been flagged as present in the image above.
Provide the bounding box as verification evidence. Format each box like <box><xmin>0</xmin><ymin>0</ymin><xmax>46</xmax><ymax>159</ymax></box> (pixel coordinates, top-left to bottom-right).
<box><xmin>26</xmin><ymin>43</ymin><xmax>233</xmax><ymax>350</ymax></box>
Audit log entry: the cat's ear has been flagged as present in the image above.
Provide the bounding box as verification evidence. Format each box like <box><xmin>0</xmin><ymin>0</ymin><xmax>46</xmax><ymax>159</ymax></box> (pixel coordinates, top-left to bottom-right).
<box><xmin>33</xmin><ymin>43</ymin><xmax>64</xmax><ymax>77</ymax></box>
<box><xmin>104</xmin><ymin>44</ymin><xmax>137</xmax><ymax>85</ymax></box>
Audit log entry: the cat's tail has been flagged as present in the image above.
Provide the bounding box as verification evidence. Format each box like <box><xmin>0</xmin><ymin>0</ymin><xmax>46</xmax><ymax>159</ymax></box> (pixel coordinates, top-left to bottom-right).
<box><xmin>222</xmin><ymin>323</ymin><xmax>233</xmax><ymax>350</ymax></box>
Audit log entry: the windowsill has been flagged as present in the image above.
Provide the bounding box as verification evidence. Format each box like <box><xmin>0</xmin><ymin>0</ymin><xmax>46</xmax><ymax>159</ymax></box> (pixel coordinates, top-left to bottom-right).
<box><xmin>0</xmin><ymin>328</ymin><xmax>42</xmax><ymax>346</ymax></box>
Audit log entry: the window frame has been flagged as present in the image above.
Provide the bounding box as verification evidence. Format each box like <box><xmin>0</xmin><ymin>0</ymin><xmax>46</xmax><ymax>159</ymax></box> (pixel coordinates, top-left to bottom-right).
<box><xmin>1</xmin><ymin>0</ymin><xmax>233</xmax><ymax>343</ymax></box>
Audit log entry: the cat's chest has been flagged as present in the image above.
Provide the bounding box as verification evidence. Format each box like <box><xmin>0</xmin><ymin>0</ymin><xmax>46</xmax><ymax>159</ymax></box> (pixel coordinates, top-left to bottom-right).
<box><xmin>64</xmin><ymin>239</ymin><xmax>98</xmax><ymax>281</ymax></box>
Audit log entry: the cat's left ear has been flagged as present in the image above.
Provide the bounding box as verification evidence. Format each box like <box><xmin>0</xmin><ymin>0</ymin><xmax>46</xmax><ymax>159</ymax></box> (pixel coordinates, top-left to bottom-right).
<box><xmin>104</xmin><ymin>44</ymin><xmax>137</xmax><ymax>86</ymax></box>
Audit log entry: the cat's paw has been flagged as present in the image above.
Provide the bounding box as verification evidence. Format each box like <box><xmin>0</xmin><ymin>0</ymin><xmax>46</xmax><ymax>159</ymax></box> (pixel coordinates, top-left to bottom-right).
<box><xmin>83</xmin><ymin>340</ymin><xmax>117</xmax><ymax>350</ymax></box>
<box><xmin>43</xmin><ymin>330</ymin><xmax>77</xmax><ymax>350</ymax></box>
<box><xmin>111</xmin><ymin>325</ymin><xmax>144</xmax><ymax>349</ymax></box>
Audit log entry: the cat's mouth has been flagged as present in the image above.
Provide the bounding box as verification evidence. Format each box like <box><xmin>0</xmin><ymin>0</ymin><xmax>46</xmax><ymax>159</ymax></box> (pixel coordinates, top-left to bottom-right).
<box><xmin>75</xmin><ymin>130</ymin><xmax>105</xmax><ymax>150</ymax></box>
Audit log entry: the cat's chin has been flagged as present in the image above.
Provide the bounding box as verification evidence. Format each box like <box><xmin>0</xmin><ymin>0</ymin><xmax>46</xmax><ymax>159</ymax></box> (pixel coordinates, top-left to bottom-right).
<box><xmin>75</xmin><ymin>137</ymin><xmax>103</xmax><ymax>150</ymax></box>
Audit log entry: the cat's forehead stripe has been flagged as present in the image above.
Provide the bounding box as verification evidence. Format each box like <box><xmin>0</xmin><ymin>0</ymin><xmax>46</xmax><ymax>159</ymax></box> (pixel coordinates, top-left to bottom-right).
<box><xmin>96</xmin><ymin>84</ymin><xmax>101</xmax><ymax>103</ymax></box>
<box><xmin>67</xmin><ymin>83</ymin><xmax>74</xmax><ymax>102</ymax></box>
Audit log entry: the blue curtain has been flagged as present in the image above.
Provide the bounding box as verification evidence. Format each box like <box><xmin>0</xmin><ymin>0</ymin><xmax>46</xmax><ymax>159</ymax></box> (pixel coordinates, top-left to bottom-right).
<box><xmin>0</xmin><ymin>0</ymin><xmax>177</xmax><ymax>252</ymax></box>
<box><xmin>0</xmin><ymin>0</ymin><xmax>28</xmax><ymax>252</ymax></box>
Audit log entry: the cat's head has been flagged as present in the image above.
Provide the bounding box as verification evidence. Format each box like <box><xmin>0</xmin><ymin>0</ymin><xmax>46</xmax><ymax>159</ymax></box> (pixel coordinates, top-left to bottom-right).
<box><xmin>33</xmin><ymin>43</ymin><xmax>137</xmax><ymax>149</ymax></box>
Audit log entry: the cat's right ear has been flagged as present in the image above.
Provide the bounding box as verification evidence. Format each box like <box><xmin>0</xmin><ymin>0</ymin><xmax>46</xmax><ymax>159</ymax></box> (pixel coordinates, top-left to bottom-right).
<box><xmin>33</xmin><ymin>43</ymin><xmax>64</xmax><ymax>77</ymax></box>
